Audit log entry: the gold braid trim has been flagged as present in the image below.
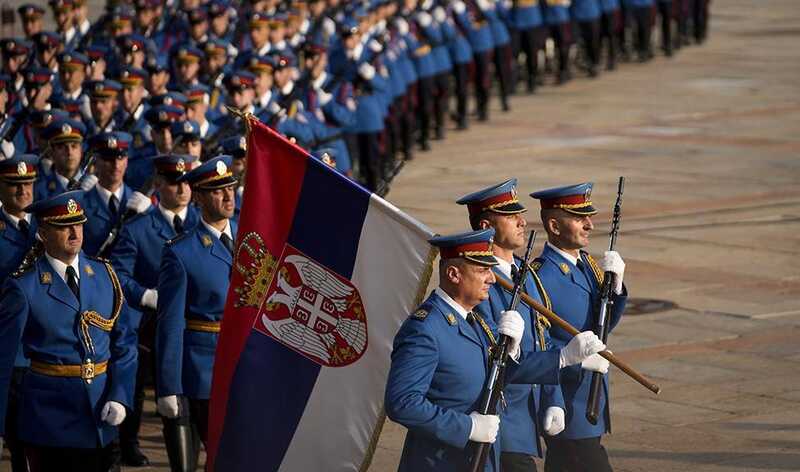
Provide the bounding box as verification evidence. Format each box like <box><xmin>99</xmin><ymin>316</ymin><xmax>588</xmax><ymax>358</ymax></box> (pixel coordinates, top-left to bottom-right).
<box><xmin>79</xmin><ymin>262</ymin><xmax>124</xmax><ymax>357</ymax></box>
<box><xmin>471</xmin><ymin>312</ymin><xmax>497</xmax><ymax>347</ymax></box>
<box><xmin>528</xmin><ymin>271</ymin><xmax>551</xmax><ymax>350</ymax></box>
<box><xmin>585</xmin><ymin>254</ymin><xmax>605</xmax><ymax>285</ymax></box>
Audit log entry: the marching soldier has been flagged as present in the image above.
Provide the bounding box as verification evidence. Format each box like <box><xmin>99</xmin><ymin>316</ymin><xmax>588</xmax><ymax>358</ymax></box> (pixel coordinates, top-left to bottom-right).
<box><xmin>0</xmin><ymin>190</ymin><xmax>137</xmax><ymax>472</ymax></box>
<box><xmin>110</xmin><ymin>153</ymin><xmax>200</xmax><ymax>467</ymax></box>
<box><xmin>86</xmin><ymin>79</ymin><xmax>123</xmax><ymax>137</ymax></box>
<box><xmin>17</xmin><ymin>5</ymin><xmax>45</xmax><ymax>39</ymax></box>
<box><xmin>528</xmin><ymin>183</ymin><xmax>627</xmax><ymax>472</ymax></box>
<box><xmin>155</xmin><ymin>155</ymin><xmax>238</xmax><ymax>471</ymax></box>
<box><xmin>385</xmin><ymin>228</ymin><xmax>605</xmax><ymax>472</ymax></box>
<box><xmin>34</xmin><ymin>118</ymin><xmax>95</xmax><ymax>202</ymax></box>
<box><xmin>0</xmin><ymin>154</ymin><xmax>39</xmax><ymax>472</ymax></box>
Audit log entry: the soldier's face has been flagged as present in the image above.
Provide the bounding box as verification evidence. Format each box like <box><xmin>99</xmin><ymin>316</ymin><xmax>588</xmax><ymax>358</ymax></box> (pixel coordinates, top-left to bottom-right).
<box><xmin>231</xmin><ymin>158</ymin><xmax>246</xmax><ymax>178</ymax></box>
<box><xmin>0</xmin><ymin>181</ymin><xmax>34</xmax><ymax>214</ymax></box>
<box><xmin>91</xmin><ymin>96</ymin><xmax>116</xmax><ymax>123</ymax></box>
<box><xmin>250</xmin><ymin>26</ymin><xmax>269</xmax><ymax>47</ymax></box>
<box><xmin>152</xmin><ymin>127</ymin><xmax>173</xmax><ymax>153</ymax></box>
<box><xmin>211</xmin><ymin>15</ymin><xmax>229</xmax><ymax>36</ymax></box>
<box><xmin>446</xmin><ymin>261</ymin><xmax>496</xmax><ymax>306</ymax></box>
<box><xmin>22</xmin><ymin>17</ymin><xmax>43</xmax><ymax>37</ymax></box>
<box><xmin>52</xmin><ymin>141</ymin><xmax>82</xmax><ymax>175</ymax></box>
<box><xmin>136</xmin><ymin>7</ymin><xmax>155</xmax><ymax>27</ymax></box>
<box><xmin>156</xmin><ymin>178</ymin><xmax>191</xmax><ymax>210</ymax></box>
<box><xmin>482</xmin><ymin>212</ymin><xmax>527</xmax><ymax>251</ymax></box>
<box><xmin>196</xmin><ymin>185</ymin><xmax>235</xmax><ymax>221</ymax></box>
<box><xmin>230</xmin><ymin>88</ymin><xmax>254</xmax><ymax>109</ymax></box>
<box><xmin>88</xmin><ymin>59</ymin><xmax>106</xmax><ymax>80</ymax></box>
<box><xmin>6</xmin><ymin>54</ymin><xmax>26</xmax><ymax>74</ymax></box>
<box><xmin>148</xmin><ymin>71</ymin><xmax>169</xmax><ymax>94</ymax></box>
<box><xmin>173</xmin><ymin>139</ymin><xmax>202</xmax><ymax>158</ymax></box>
<box><xmin>177</xmin><ymin>61</ymin><xmax>200</xmax><ymax>83</ymax></box>
<box><xmin>54</xmin><ymin>10</ymin><xmax>72</xmax><ymax>30</ymax></box>
<box><xmin>186</xmin><ymin>102</ymin><xmax>207</xmax><ymax>122</ymax></box>
<box><xmin>95</xmin><ymin>155</ymin><xmax>128</xmax><ymax>189</ymax></box>
<box><xmin>40</xmin><ymin>222</ymin><xmax>83</xmax><ymax>260</ymax></box>
<box><xmin>549</xmin><ymin>212</ymin><xmax>594</xmax><ymax>250</ymax></box>
<box><xmin>28</xmin><ymin>84</ymin><xmax>53</xmax><ymax>109</ymax></box>
<box><xmin>125</xmin><ymin>51</ymin><xmax>146</xmax><ymax>68</ymax></box>
<box><xmin>207</xmin><ymin>54</ymin><xmax>226</xmax><ymax>72</ymax></box>
<box><xmin>60</xmin><ymin>66</ymin><xmax>85</xmax><ymax>92</ymax></box>
<box><xmin>122</xmin><ymin>85</ymin><xmax>144</xmax><ymax>111</ymax></box>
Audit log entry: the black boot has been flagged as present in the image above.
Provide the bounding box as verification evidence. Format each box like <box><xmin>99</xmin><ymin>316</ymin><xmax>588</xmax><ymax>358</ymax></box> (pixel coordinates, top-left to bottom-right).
<box><xmin>162</xmin><ymin>416</ymin><xmax>200</xmax><ymax>472</ymax></box>
<box><xmin>121</xmin><ymin>443</ymin><xmax>151</xmax><ymax>467</ymax></box>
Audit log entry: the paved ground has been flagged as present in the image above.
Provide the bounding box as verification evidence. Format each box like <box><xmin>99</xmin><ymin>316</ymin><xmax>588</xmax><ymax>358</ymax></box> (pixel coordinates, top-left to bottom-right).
<box><xmin>4</xmin><ymin>0</ymin><xmax>800</xmax><ymax>470</ymax></box>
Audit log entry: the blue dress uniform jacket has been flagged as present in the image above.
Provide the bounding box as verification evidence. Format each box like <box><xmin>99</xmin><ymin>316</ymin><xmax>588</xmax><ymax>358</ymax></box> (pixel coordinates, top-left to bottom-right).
<box><xmin>81</xmin><ymin>185</ymin><xmax>133</xmax><ymax>257</ymax></box>
<box><xmin>34</xmin><ymin>172</ymin><xmax>69</xmax><ymax>202</ymax></box>
<box><xmin>510</xmin><ymin>0</ymin><xmax>545</xmax><ymax>29</ymax></box>
<box><xmin>0</xmin><ymin>213</ymin><xmax>36</xmax><ymax>281</ymax></box>
<box><xmin>156</xmin><ymin>220</ymin><xmax>237</xmax><ymax>400</ymax></box>
<box><xmin>571</xmin><ymin>0</ymin><xmax>601</xmax><ymax>21</ymax></box>
<box><xmin>476</xmin><ymin>258</ymin><xmax>565</xmax><ymax>457</ymax></box>
<box><xmin>532</xmin><ymin>244</ymin><xmax>627</xmax><ymax>439</ymax></box>
<box><xmin>542</xmin><ymin>0</ymin><xmax>572</xmax><ymax>25</ymax></box>
<box><xmin>0</xmin><ymin>254</ymin><xmax>137</xmax><ymax>448</ymax></box>
<box><xmin>111</xmin><ymin>205</ymin><xmax>200</xmax><ymax>312</ymax></box>
<box><xmin>385</xmin><ymin>291</ymin><xmax>562</xmax><ymax>472</ymax></box>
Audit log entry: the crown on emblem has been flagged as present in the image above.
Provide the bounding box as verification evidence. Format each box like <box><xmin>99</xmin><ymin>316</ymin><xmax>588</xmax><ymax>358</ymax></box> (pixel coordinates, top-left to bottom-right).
<box><xmin>62</xmin><ymin>123</ymin><xmax>72</xmax><ymax>134</ymax></box>
<box><xmin>17</xmin><ymin>162</ymin><xmax>27</xmax><ymax>175</ymax></box>
<box><xmin>183</xmin><ymin>121</ymin><xmax>193</xmax><ymax>133</ymax></box>
<box><xmin>176</xmin><ymin>158</ymin><xmax>186</xmax><ymax>172</ymax></box>
<box><xmin>107</xmin><ymin>137</ymin><xmax>117</xmax><ymax>148</ymax></box>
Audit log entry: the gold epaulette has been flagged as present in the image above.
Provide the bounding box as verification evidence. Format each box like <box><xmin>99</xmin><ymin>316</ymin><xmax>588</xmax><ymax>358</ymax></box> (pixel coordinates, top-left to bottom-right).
<box><xmin>529</xmin><ymin>270</ymin><xmax>552</xmax><ymax>312</ymax></box>
<box><xmin>166</xmin><ymin>231</ymin><xmax>190</xmax><ymax>246</ymax></box>
<box><xmin>584</xmin><ymin>253</ymin><xmax>605</xmax><ymax>285</ymax></box>
<box><xmin>12</xmin><ymin>243</ymin><xmax>44</xmax><ymax>278</ymax></box>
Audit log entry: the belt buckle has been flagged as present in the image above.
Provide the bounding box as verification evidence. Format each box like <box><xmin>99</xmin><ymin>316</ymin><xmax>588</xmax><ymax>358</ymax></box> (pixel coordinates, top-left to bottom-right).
<box><xmin>81</xmin><ymin>358</ymin><xmax>95</xmax><ymax>384</ymax></box>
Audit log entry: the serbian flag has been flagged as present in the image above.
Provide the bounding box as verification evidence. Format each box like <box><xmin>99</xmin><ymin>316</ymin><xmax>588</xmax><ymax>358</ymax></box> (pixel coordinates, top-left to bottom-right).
<box><xmin>207</xmin><ymin>118</ymin><xmax>436</xmax><ymax>471</ymax></box>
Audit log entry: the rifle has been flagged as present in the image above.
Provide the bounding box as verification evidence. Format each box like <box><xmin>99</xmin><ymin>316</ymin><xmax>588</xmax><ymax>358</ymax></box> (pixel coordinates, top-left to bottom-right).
<box><xmin>586</xmin><ymin>177</ymin><xmax>625</xmax><ymax>425</ymax></box>
<box><xmin>14</xmin><ymin>152</ymin><xmax>96</xmax><ymax>274</ymax></box>
<box><xmin>466</xmin><ymin>231</ymin><xmax>537</xmax><ymax>472</ymax></box>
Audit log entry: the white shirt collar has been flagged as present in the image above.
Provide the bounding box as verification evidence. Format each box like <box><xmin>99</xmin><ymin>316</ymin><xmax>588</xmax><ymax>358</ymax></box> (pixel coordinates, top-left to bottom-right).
<box><xmin>312</xmin><ymin>72</ymin><xmax>327</xmax><ymax>90</ymax></box>
<box><xmin>79</xmin><ymin>18</ymin><xmax>91</xmax><ymax>35</ymax></box>
<box><xmin>55</xmin><ymin>172</ymin><xmax>70</xmax><ymax>189</ymax></box>
<box><xmin>63</xmin><ymin>27</ymin><xmax>76</xmax><ymax>43</ymax></box>
<box><xmin>159</xmin><ymin>204</ymin><xmax>189</xmax><ymax>231</ymax></box>
<box><xmin>257</xmin><ymin>42</ymin><xmax>271</xmax><ymax>56</ymax></box>
<box><xmin>95</xmin><ymin>183</ymin><xmax>124</xmax><ymax>208</ymax></box>
<box><xmin>258</xmin><ymin>89</ymin><xmax>273</xmax><ymax>108</ymax></box>
<box><xmin>201</xmin><ymin>217</ymin><xmax>232</xmax><ymax>241</ymax></box>
<box><xmin>546</xmin><ymin>241</ymin><xmax>579</xmax><ymax>266</ymax></box>
<box><xmin>348</xmin><ymin>43</ymin><xmax>364</xmax><ymax>61</ymax></box>
<box><xmin>133</xmin><ymin>102</ymin><xmax>144</xmax><ymax>120</ymax></box>
<box><xmin>45</xmin><ymin>252</ymin><xmax>80</xmax><ymax>283</ymax></box>
<box><xmin>65</xmin><ymin>88</ymin><xmax>82</xmax><ymax>100</ymax></box>
<box><xmin>434</xmin><ymin>287</ymin><xmax>471</xmax><ymax>320</ymax></box>
<box><xmin>199</xmin><ymin>119</ymin><xmax>209</xmax><ymax>137</ymax></box>
<box><xmin>1</xmin><ymin>208</ymin><xmax>30</xmax><ymax>230</ymax></box>
<box><xmin>494</xmin><ymin>255</ymin><xmax>517</xmax><ymax>280</ymax></box>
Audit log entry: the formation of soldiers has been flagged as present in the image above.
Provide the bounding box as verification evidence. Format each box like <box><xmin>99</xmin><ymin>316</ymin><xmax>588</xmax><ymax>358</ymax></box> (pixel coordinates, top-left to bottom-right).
<box><xmin>0</xmin><ymin>0</ymin><xmax>710</xmax><ymax>470</ymax></box>
<box><xmin>387</xmin><ymin>180</ymin><xmax>628</xmax><ymax>472</ymax></box>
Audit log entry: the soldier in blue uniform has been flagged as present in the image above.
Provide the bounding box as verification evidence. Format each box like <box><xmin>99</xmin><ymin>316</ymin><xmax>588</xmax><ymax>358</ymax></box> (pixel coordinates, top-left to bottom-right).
<box><xmin>86</xmin><ymin>79</ymin><xmax>123</xmax><ymax>138</ymax></box>
<box><xmin>0</xmin><ymin>154</ymin><xmax>38</xmax><ymax>472</ymax></box>
<box><xmin>82</xmin><ymin>131</ymin><xmax>136</xmax><ymax>257</ymax></box>
<box><xmin>509</xmin><ymin>0</ymin><xmax>546</xmax><ymax>94</ymax></box>
<box><xmin>599</xmin><ymin>0</ymin><xmax>621</xmax><ymax>70</ymax></box>
<box><xmin>55</xmin><ymin>52</ymin><xmax>92</xmax><ymax>125</ymax></box>
<box><xmin>34</xmin><ymin>118</ymin><xmax>95</xmax><ymax>202</ymax></box>
<box><xmin>529</xmin><ymin>183</ymin><xmax>628</xmax><ymax>472</ymax></box>
<box><xmin>385</xmin><ymin>228</ymin><xmax>605</xmax><ymax>472</ymax></box>
<box><xmin>170</xmin><ymin>120</ymin><xmax>204</xmax><ymax>160</ymax></box>
<box><xmin>457</xmin><ymin>179</ymin><xmax>610</xmax><ymax>472</ymax></box>
<box><xmin>623</xmin><ymin>0</ymin><xmax>654</xmax><ymax>62</ymax></box>
<box><xmin>114</xmin><ymin>66</ymin><xmax>151</xmax><ymax>148</ymax></box>
<box><xmin>155</xmin><ymin>155</ymin><xmax>238</xmax><ymax>471</ymax></box>
<box><xmin>17</xmin><ymin>4</ymin><xmax>45</xmax><ymax>39</ymax></box>
<box><xmin>571</xmin><ymin>0</ymin><xmax>602</xmax><ymax>77</ymax></box>
<box><xmin>0</xmin><ymin>154</ymin><xmax>39</xmax><ymax>281</ymax></box>
<box><xmin>110</xmin><ymin>153</ymin><xmax>199</xmax><ymax>467</ymax></box>
<box><xmin>0</xmin><ymin>190</ymin><xmax>137</xmax><ymax>471</ymax></box>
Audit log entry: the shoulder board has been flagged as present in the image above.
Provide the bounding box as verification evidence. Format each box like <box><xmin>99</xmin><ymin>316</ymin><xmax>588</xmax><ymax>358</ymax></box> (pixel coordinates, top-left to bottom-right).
<box><xmin>125</xmin><ymin>211</ymin><xmax>149</xmax><ymax>225</ymax></box>
<box><xmin>88</xmin><ymin>255</ymin><xmax>111</xmax><ymax>264</ymax></box>
<box><xmin>530</xmin><ymin>258</ymin><xmax>544</xmax><ymax>272</ymax></box>
<box><xmin>410</xmin><ymin>308</ymin><xmax>429</xmax><ymax>320</ymax></box>
<box><xmin>12</xmin><ymin>244</ymin><xmax>44</xmax><ymax>278</ymax></box>
<box><xmin>11</xmin><ymin>262</ymin><xmax>35</xmax><ymax>279</ymax></box>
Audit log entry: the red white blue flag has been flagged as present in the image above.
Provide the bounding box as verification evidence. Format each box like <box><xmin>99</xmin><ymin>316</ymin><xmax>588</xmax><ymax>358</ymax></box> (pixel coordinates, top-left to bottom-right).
<box><xmin>207</xmin><ymin>119</ymin><xmax>436</xmax><ymax>471</ymax></box>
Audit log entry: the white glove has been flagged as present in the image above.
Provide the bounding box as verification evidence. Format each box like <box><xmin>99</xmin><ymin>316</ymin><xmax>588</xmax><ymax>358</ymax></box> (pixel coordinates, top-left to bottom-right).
<box><xmin>40</xmin><ymin>157</ymin><xmax>53</xmax><ymax>175</ymax></box>
<box><xmin>503</xmin><ymin>0</ymin><xmax>513</xmax><ymax>10</ymax></box>
<box><xmin>477</xmin><ymin>0</ymin><xmax>493</xmax><ymax>10</ymax></box>
<box><xmin>157</xmin><ymin>395</ymin><xmax>180</xmax><ymax>418</ymax></box>
<box><xmin>560</xmin><ymin>331</ymin><xmax>605</xmax><ymax>367</ymax></box>
<box><xmin>599</xmin><ymin>251</ymin><xmax>625</xmax><ymax>294</ymax></box>
<box><xmin>453</xmin><ymin>1</ymin><xmax>466</xmax><ymax>14</ymax></box>
<box><xmin>358</xmin><ymin>62</ymin><xmax>375</xmax><ymax>80</ymax></box>
<box><xmin>395</xmin><ymin>17</ymin><xmax>409</xmax><ymax>35</ymax></box>
<box><xmin>79</xmin><ymin>173</ymin><xmax>98</xmax><ymax>191</ymax></box>
<box><xmin>0</xmin><ymin>139</ymin><xmax>13</xmax><ymax>160</ymax></box>
<box><xmin>433</xmin><ymin>6</ymin><xmax>447</xmax><ymax>23</ymax></box>
<box><xmin>497</xmin><ymin>310</ymin><xmax>524</xmax><ymax>360</ymax></box>
<box><xmin>101</xmin><ymin>401</ymin><xmax>126</xmax><ymax>426</ymax></box>
<box><xmin>581</xmin><ymin>353</ymin><xmax>610</xmax><ymax>374</ymax></box>
<box><xmin>542</xmin><ymin>407</ymin><xmax>565</xmax><ymax>436</ymax></box>
<box><xmin>236</xmin><ymin>185</ymin><xmax>244</xmax><ymax>199</ymax></box>
<box><xmin>126</xmin><ymin>191</ymin><xmax>152</xmax><ymax>214</ymax></box>
<box><xmin>416</xmin><ymin>11</ymin><xmax>433</xmax><ymax>28</ymax></box>
<box><xmin>317</xmin><ymin>88</ymin><xmax>333</xmax><ymax>106</ymax></box>
<box><xmin>141</xmin><ymin>288</ymin><xmax>158</xmax><ymax>310</ymax></box>
<box><xmin>268</xmin><ymin>100</ymin><xmax>282</xmax><ymax>115</ymax></box>
<box><xmin>468</xmin><ymin>412</ymin><xmax>499</xmax><ymax>443</ymax></box>
<box><xmin>322</xmin><ymin>17</ymin><xmax>336</xmax><ymax>37</ymax></box>
<box><xmin>368</xmin><ymin>39</ymin><xmax>383</xmax><ymax>53</ymax></box>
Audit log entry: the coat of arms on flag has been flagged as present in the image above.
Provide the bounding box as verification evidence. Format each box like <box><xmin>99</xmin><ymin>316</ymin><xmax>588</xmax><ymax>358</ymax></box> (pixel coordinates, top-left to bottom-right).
<box><xmin>207</xmin><ymin>117</ymin><xmax>436</xmax><ymax>472</ymax></box>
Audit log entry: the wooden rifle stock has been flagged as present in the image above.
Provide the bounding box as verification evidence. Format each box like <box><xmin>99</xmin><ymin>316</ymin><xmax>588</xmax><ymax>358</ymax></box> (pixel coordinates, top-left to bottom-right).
<box><xmin>494</xmin><ymin>277</ymin><xmax>661</xmax><ymax>395</ymax></box>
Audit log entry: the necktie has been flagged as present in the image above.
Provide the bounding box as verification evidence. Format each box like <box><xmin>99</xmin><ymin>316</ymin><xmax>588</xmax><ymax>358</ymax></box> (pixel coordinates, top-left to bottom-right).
<box><xmin>510</xmin><ymin>264</ymin><xmax>519</xmax><ymax>283</ymax></box>
<box><xmin>173</xmin><ymin>215</ymin><xmax>184</xmax><ymax>234</ymax></box>
<box><xmin>17</xmin><ymin>219</ymin><xmax>29</xmax><ymax>238</ymax></box>
<box><xmin>108</xmin><ymin>195</ymin><xmax>118</xmax><ymax>218</ymax></box>
<box><xmin>220</xmin><ymin>233</ymin><xmax>234</xmax><ymax>254</ymax></box>
<box><xmin>66</xmin><ymin>266</ymin><xmax>80</xmax><ymax>300</ymax></box>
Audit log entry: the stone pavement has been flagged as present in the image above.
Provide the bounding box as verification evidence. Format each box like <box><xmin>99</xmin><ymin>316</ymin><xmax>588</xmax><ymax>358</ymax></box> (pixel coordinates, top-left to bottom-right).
<box><xmin>4</xmin><ymin>0</ymin><xmax>800</xmax><ymax>470</ymax></box>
